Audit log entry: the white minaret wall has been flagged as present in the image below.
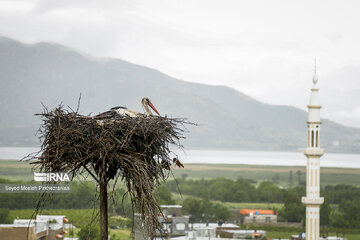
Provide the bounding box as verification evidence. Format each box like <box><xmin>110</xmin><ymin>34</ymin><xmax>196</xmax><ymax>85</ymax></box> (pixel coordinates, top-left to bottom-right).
<box><xmin>301</xmin><ymin>68</ymin><xmax>324</xmax><ymax>240</ymax></box>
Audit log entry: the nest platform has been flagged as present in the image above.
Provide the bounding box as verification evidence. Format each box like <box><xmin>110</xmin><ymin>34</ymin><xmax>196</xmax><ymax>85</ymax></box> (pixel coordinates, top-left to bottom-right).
<box><xmin>27</xmin><ymin>106</ymin><xmax>188</xmax><ymax>236</ymax></box>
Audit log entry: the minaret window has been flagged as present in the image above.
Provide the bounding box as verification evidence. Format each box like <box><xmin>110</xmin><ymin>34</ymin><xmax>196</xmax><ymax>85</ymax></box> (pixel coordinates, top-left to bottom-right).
<box><xmin>307</xmin><ymin>168</ymin><xmax>309</xmax><ymax>190</ymax></box>
<box><xmin>311</xmin><ymin>130</ymin><xmax>314</xmax><ymax>148</ymax></box>
<box><xmin>315</xmin><ymin>130</ymin><xmax>318</xmax><ymax>148</ymax></box>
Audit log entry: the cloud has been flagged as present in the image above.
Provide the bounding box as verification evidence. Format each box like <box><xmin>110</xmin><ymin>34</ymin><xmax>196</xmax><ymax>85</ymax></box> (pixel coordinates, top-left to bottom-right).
<box><xmin>0</xmin><ymin>1</ymin><xmax>35</xmax><ymax>11</ymax></box>
<box><xmin>0</xmin><ymin>0</ymin><xmax>359</xmax><ymax>127</ymax></box>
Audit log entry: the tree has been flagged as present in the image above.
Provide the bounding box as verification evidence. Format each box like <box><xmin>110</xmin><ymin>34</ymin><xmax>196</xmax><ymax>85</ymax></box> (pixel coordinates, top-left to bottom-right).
<box><xmin>340</xmin><ymin>199</ymin><xmax>360</xmax><ymax>228</ymax></box>
<box><xmin>183</xmin><ymin>197</ymin><xmax>204</xmax><ymax>222</ymax></box>
<box><xmin>272</xmin><ymin>174</ymin><xmax>280</xmax><ymax>184</ymax></box>
<box><xmin>0</xmin><ymin>208</ymin><xmax>11</xmax><ymax>224</ymax></box>
<box><xmin>181</xmin><ymin>174</ymin><xmax>188</xmax><ymax>179</ymax></box>
<box><xmin>281</xmin><ymin>189</ymin><xmax>305</xmax><ymax>222</ymax></box>
<box><xmin>331</xmin><ymin>211</ymin><xmax>347</xmax><ymax>228</ymax></box>
<box><xmin>212</xmin><ymin>203</ymin><xmax>230</xmax><ymax>221</ymax></box>
<box><xmin>289</xmin><ymin>170</ymin><xmax>293</xmax><ymax>188</ymax></box>
<box><xmin>78</xmin><ymin>224</ymin><xmax>101</xmax><ymax>240</ymax></box>
<box><xmin>320</xmin><ymin>199</ymin><xmax>331</xmax><ymax>227</ymax></box>
<box><xmin>211</xmin><ymin>187</ymin><xmax>232</xmax><ymax>202</ymax></box>
<box><xmin>156</xmin><ymin>186</ymin><xmax>176</xmax><ymax>205</ymax></box>
<box><xmin>296</xmin><ymin>170</ymin><xmax>301</xmax><ymax>185</ymax></box>
<box><xmin>257</xmin><ymin>181</ymin><xmax>283</xmax><ymax>203</ymax></box>
<box><xmin>234</xmin><ymin>190</ymin><xmax>250</xmax><ymax>202</ymax></box>
<box><xmin>182</xmin><ymin>197</ymin><xmax>230</xmax><ymax>223</ymax></box>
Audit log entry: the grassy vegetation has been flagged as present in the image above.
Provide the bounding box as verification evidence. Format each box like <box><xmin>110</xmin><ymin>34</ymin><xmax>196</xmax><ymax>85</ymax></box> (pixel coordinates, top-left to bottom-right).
<box><xmin>51</xmin><ymin>225</ymin><xmax>131</xmax><ymax>239</ymax></box>
<box><xmin>345</xmin><ymin>233</ymin><xmax>360</xmax><ymax>240</ymax></box>
<box><xmin>0</xmin><ymin>160</ymin><xmax>117</xmax><ymax>183</ymax></box>
<box><xmin>266</xmin><ymin>231</ymin><xmax>299</xmax><ymax>239</ymax></box>
<box><xmin>110</xmin><ymin>229</ymin><xmax>131</xmax><ymax>240</ymax></box>
<box><xmin>64</xmin><ymin>224</ymin><xmax>131</xmax><ymax>239</ymax></box>
<box><xmin>221</xmin><ymin>202</ymin><xmax>283</xmax><ymax>210</ymax></box>
<box><xmin>173</xmin><ymin>193</ymin><xmax>284</xmax><ymax>210</ymax></box>
<box><xmin>2</xmin><ymin>160</ymin><xmax>360</xmax><ymax>187</ymax></box>
<box><xmin>172</xmin><ymin>164</ymin><xmax>360</xmax><ymax>187</ymax></box>
<box><xmin>266</xmin><ymin>232</ymin><xmax>360</xmax><ymax>240</ymax></box>
<box><xmin>9</xmin><ymin>209</ymin><xmax>97</xmax><ymax>227</ymax></box>
<box><xmin>0</xmin><ymin>160</ymin><xmax>34</xmax><ymax>181</ymax></box>
<box><xmin>3</xmin><ymin>160</ymin><xmax>360</xmax><ymax>236</ymax></box>
<box><xmin>252</xmin><ymin>229</ymin><xmax>360</xmax><ymax>240</ymax></box>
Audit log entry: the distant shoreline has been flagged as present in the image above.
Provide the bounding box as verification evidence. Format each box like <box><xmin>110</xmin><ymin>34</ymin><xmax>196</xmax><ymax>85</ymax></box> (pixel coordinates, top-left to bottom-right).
<box><xmin>1</xmin><ymin>147</ymin><xmax>359</xmax><ymax>168</ymax></box>
<box><xmin>1</xmin><ymin>145</ymin><xmax>359</xmax><ymax>154</ymax></box>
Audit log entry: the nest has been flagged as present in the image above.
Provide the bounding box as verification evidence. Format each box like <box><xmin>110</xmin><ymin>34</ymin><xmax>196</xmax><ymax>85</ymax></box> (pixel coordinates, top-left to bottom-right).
<box><xmin>27</xmin><ymin>105</ymin><xmax>188</xmax><ymax>236</ymax></box>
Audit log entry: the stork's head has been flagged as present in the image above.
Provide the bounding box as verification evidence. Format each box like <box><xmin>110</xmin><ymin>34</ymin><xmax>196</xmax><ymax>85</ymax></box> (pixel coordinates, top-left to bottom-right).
<box><xmin>142</xmin><ymin>97</ymin><xmax>160</xmax><ymax>116</ymax></box>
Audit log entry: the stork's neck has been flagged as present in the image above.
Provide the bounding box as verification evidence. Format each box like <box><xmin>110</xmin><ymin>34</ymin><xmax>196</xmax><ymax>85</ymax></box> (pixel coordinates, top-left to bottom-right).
<box><xmin>143</xmin><ymin>103</ymin><xmax>152</xmax><ymax>116</ymax></box>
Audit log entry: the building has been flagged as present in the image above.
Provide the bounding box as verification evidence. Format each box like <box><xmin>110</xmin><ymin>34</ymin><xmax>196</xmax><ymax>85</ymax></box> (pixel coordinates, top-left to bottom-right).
<box><xmin>0</xmin><ymin>215</ymin><xmax>68</xmax><ymax>240</ymax></box>
<box><xmin>301</xmin><ymin>65</ymin><xmax>324</xmax><ymax>240</ymax></box>
<box><xmin>217</xmin><ymin>229</ymin><xmax>266</xmax><ymax>239</ymax></box>
<box><xmin>0</xmin><ymin>224</ymin><xmax>37</xmax><ymax>240</ymax></box>
<box><xmin>134</xmin><ymin>205</ymin><xmax>190</xmax><ymax>240</ymax></box>
<box><xmin>133</xmin><ymin>205</ymin><xmax>266</xmax><ymax>240</ymax></box>
<box><xmin>190</xmin><ymin>222</ymin><xmax>240</xmax><ymax>238</ymax></box>
<box><xmin>161</xmin><ymin>205</ymin><xmax>183</xmax><ymax>217</ymax></box>
<box><xmin>239</xmin><ymin>209</ymin><xmax>278</xmax><ymax>224</ymax></box>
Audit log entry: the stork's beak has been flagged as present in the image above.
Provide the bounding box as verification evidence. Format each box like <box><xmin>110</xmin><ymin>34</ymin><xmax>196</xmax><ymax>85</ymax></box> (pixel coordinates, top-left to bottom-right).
<box><xmin>148</xmin><ymin>101</ymin><xmax>160</xmax><ymax>116</ymax></box>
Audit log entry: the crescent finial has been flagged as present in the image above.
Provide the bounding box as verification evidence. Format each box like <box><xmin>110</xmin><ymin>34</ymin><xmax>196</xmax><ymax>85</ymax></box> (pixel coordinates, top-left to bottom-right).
<box><xmin>313</xmin><ymin>58</ymin><xmax>318</xmax><ymax>85</ymax></box>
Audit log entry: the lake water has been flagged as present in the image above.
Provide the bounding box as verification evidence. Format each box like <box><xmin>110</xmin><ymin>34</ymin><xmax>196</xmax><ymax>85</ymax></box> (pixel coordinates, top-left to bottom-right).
<box><xmin>0</xmin><ymin>147</ymin><xmax>359</xmax><ymax>168</ymax></box>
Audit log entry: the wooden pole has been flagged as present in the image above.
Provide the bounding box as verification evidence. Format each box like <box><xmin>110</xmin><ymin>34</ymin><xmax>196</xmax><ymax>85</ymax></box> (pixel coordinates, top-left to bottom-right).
<box><xmin>99</xmin><ymin>162</ymin><xmax>108</xmax><ymax>240</ymax></box>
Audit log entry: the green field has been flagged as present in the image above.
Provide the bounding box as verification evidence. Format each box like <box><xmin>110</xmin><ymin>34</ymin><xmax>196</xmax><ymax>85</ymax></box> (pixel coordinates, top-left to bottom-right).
<box><xmin>221</xmin><ymin>202</ymin><xmax>283</xmax><ymax>210</ymax></box>
<box><xmin>0</xmin><ymin>160</ymin><xmax>35</xmax><ymax>181</ymax></box>
<box><xmin>339</xmin><ymin>233</ymin><xmax>360</xmax><ymax>240</ymax></box>
<box><xmin>172</xmin><ymin>192</ymin><xmax>284</xmax><ymax>210</ymax></box>
<box><xmin>266</xmin><ymin>231</ymin><xmax>299</xmax><ymax>239</ymax></box>
<box><xmin>266</xmin><ymin>231</ymin><xmax>360</xmax><ymax>240</ymax></box>
<box><xmin>56</xmin><ymin>222</ymin><xmax>131</xmax><ymax>240</ymax></box>
<box><xmin>2</xmin><ymin>160</ymin><xmax>360</xmax><ymax>187</ymax></box>
<box><xmin>110</xmin><ymin>229</ymin><xmax>131</xmax><ymax>240</ymax></box>
<box><xmin>171</xmin><ymin>163</ymin><xmax>360</xmax><ymax>187</ymax></box>
<box><xmin>2</xmin><ymin>160</ymin><xmax>360</xmax><ymax>239</ymax></box>
<box><xmin>9</xmin><ymin>209</ymin><xmax>98</xmax><ymax>227</ymax></box>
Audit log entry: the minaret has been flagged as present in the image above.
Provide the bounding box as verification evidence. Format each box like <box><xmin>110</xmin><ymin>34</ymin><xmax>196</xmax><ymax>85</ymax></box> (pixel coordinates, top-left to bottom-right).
<box><xmin>301</xmin><ymin>63</ymin><xmax>324</xmax><ymax>240</ymax></box>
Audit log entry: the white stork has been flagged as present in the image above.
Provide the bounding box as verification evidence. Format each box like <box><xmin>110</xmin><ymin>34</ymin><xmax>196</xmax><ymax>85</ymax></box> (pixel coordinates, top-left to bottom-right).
<box><xmin>110</xmin><ymin>97</ymin><xmax>160</xmax><ymax>117</ymax></box>
<box><xmin>95</xmin><ymin>97</ymin><xmax>160</xmax><ymax>120</ymax></box>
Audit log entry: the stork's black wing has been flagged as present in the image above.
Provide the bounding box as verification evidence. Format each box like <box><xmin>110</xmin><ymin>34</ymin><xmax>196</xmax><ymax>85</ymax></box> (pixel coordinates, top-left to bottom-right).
<box><xmin>93</xmin><ymin>110</ymin><xmax>116</xmax><ymax>119</ymax></box>
<box><xmin>94</xmin><ymin>106</ymin><xmax>128</xmax><ymax>119</ymax></box>
<box><xmin>110</xmin><ymin>106</ymin><xmax>127</xmax><ymax>111</ymax></box>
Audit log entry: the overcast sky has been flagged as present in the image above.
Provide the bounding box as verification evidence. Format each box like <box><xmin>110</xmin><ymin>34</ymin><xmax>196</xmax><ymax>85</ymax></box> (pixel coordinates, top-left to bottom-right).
<box><xmin>1</xmin><ymin>0</ymin><xmax>360</xmax><ymax>127</ymax></box>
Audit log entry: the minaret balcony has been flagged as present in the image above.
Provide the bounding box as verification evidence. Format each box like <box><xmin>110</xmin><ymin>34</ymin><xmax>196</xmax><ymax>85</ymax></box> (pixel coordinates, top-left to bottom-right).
<box><xmin>302</xmin><ymin>197</ymin><xmax>324</xmax><ymax>205</ymax></box>
<box><xmin>303</xmin><ymin>148</ymin><xmax>324</xmax><ymax>157</ymax></box>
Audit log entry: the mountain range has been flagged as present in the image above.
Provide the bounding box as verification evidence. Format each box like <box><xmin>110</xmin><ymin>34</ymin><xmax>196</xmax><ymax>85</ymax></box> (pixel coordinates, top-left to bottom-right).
<box><xmin>0</xmin><ymin>36</ymin><xmax>359</xmax><ymax>153</ymax></box>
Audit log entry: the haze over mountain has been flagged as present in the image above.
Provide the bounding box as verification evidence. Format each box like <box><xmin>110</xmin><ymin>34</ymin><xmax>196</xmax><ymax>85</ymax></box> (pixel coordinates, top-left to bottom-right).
<box><xmin>0</xmin><ymin>36</ymin><xmax>359</xmax><ymax>153</ymax></box>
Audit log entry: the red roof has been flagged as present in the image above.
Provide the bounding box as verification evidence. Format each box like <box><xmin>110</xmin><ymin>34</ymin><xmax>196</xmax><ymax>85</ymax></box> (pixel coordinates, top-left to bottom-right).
<box><xmin>239</xmin><ymin>209</ymin><xmax>278</xmax><ymax>215</ymax></box>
